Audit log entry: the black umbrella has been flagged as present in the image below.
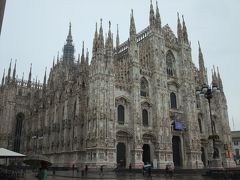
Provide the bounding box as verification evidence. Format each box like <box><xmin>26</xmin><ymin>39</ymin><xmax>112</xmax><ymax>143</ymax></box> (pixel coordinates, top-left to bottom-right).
<box><xmin>23</xmin><ymin>155</ymin><xmax>52</xmax><ymax>167</ymax></box>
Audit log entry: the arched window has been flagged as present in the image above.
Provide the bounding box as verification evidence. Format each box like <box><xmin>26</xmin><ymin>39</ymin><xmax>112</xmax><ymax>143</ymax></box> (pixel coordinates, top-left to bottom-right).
<box><xmin>118</xmin><ymin>105</ymin><xmax>125</xmax><ymax>124</ymax></box>
<box><xmin>166</xmin><ymin>50</ymin><xmax>175</xmax><ymax>76</ymax></box>
<box><xmin>198</xmin><ymin>118</ymin><xmax>203</xmax><ymax>133</ymax></box>
<box><xmin>170</xmin><ymin>92</ymin><xmax>177</xmax><ymax>109</ymax></box>
<box><xmin>142</xmin><ymin>109</ymin><xmax>148</xmax><ymax>126</ymax></box>
<box><xmin>140</xmin><ymin>77</ymin><xmax>149</xmax><ymax>97</ymax></box>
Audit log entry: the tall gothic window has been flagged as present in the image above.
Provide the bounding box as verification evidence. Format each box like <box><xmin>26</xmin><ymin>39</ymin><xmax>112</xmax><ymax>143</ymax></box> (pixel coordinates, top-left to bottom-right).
<box><xmin>140</xmin><ymin>77</ymin><xmax>149</xmax><ymax>97</ymax></box>
<box><xmin>170</xmin><ymin>92</ymin><xmax>177</xmax><ymax>109</ymax></box>
<box><xmin>198</xmin><ymin>118</ymin><xmax>203</xmax><ymax>133</ymax></box>
<box><xmin>166</xmin><ymin>50</ymin><xmax>175</xmax><ymax>76</ymax></box>
<box><xmin>118</xmin><ymin>105</ymin><xmax>125</xmax><ymax>124</ymax></box>
<box><xmin>14</xmin><ymin>113</ymin><xmax>24</xmax><ymax>153</ymax></box>
<box><xmin>142</xmin><ymin>109</ymin><xmax>148</xmax><ymax>127</ymax></box>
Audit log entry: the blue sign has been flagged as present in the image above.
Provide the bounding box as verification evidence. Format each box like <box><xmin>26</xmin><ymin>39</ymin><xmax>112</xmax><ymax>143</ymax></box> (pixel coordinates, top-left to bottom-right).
<box><xmin>174</xmin><ymin>121</ymin><xmax>184</xmax><ymax>130</ymax></box>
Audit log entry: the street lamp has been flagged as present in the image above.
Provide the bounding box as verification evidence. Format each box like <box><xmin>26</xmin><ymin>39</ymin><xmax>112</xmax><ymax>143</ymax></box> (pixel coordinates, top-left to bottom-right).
<box><xmin>196</xmin><ymin>84</ymin><xmax>221</xmax><ymax>162</ymax></box>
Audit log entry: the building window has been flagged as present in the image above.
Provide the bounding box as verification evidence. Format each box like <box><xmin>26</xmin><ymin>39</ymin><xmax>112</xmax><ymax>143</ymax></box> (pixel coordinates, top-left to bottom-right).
<box><xmin>118</xmin><ymin>105</ymin><xmax>125</xmax><ymax>124</ymax></box>
<box><xmin>234</xmin><ymin>141</ymin><xmax>239</xmax><ymax>145</ymax></box>
<box><xmin>198</xmin><ymin>118</ymin><xmax>203</xmax><ymax>133</ymax></box>
<box><xmin>170</xmin><ymin>92</ymin><xmax>177</xmax><ymax>109</ymax></box>
<box><xmin>166</xmin><ymin>50</ymin><xmax>175</xmax><ymax>76</ymax></box>
<box><xmin>142</xmin><ymin>109</ymin><xmax>148</xmax><ymax>127</ymax></box>
<box><xmin>140</xmin><ymin>77</ymin><xmax>149</xmax><ymax>97</ymax></box>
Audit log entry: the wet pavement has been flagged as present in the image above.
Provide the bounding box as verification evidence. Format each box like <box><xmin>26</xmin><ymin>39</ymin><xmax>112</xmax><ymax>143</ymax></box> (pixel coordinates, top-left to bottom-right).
<box><xmin>22</xmin><ymin>170</ymin><xmax>232</xmax><ymax>180</ymax></box>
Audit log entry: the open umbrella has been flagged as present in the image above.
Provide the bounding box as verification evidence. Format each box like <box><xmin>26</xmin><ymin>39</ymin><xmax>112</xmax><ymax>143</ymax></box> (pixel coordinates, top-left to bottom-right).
<box><xmin>0</xmin><ymin>148</ymin><xmax>26</xmax><ymax>158</ymax></box>
<box><xmin>23</xmin><ymin>154</ymin><xmax>52</xmax><ymax>167</ymax></box>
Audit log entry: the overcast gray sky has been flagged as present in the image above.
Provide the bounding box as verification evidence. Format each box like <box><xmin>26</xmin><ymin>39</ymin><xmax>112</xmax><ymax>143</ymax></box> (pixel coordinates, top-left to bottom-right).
<box><xmin>0</xmin><ymin>0</ymin><xmax>240</xmax><ymax>130</ymax></box>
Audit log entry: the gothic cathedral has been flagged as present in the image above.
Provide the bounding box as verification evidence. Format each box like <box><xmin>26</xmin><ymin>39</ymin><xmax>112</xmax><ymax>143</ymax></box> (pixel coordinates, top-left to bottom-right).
<box><xmin>0</xmin><ymin>2</ymin><xmax>235</xmax><ymax>168</ymax></box>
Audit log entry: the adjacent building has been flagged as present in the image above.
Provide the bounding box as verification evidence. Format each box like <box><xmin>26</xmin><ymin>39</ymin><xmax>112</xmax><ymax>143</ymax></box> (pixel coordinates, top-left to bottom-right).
<box><xmin>232</xmin><ymin>131</ymin><xmax>240</xmax><ymax>165</ymax></box>
<box><xmin>0</xmin><ymin>0</ymin><xmax>6</xmax><ymax>35</ymax></box>
<box><xmin>0</xmin><ymin>2</ymin><xmax>235</xmax><ymax>168</ymax></box>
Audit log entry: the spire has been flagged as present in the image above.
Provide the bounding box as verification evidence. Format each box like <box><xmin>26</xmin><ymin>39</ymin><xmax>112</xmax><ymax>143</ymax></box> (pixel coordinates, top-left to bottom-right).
<box><xmin>98</xmin><ymin>19</ymin><xmax>104</xmax><ymax>49</ymax></box>
<box><xmin>198</xmin><ymin>41</ymin><xmax>205</xmax><ymax>69</ymax></box>
<box><xmin>77</xmin><ymin>54</ymin><xmax>80</xmax><ymax>64</ymax></box>
<box><xmin>35</xmin><ymin>76</ymin><xmax>38</xmax><ymax>89</ymax></box>
<box><xmin>198</xmin><ymin>41</ymin><xmax>207</xmax><ymax>85</ymax></box>
<box><xmin>52</xmin><ymin>56</ymin><xmax>55</xmax><ymax>68</ymax></box>
<box><xmin>43</xmin><ymin>67</ymin><xmax>47</xmax><ymax>88</ymax></box>
<box><xmin>212</xmin><ymin>66</ymin><xmax>218</xmax><ymax>87</ymax></box>
<box><xmin>130</xmin><ymin>9</ymin><xmax>136</xmax><ymax>40</ymax></box>
<box><xmin>155</xmin><ymin>1</ymin><xmax>161</xmax><ymax>30</ymax></box>
<box><xmin>63</xmin><ymin>23</ymin><xmax>75</xmax><ymax>64</ymax></box>
<box><xmin>27</xmin><ymin>63</ymin><xmax>32</xmax><ymax>87</ymax></box>
<box><xmin>149</xmin><ymin>0</ymin><xmax>155</xmax><ymax>28</ymax></box>
<box><xmin>1</xmin><ymin>69</ymin><xmax>5</xmax><ymax>86</ymax></box>
<box><xmin>57</xmin><ymin>51</ymin><xmax>59</xmax><ymax>63</ymax></box>
<box><xmin>182</xmin><ymin>15</ymin><xmax>189</xmax><ymax>43</ymax></box>
<box><xmin>67</xmin><ymin>22</ymin><xmax>73</xmax><ymax>44</ymax></box>
<box><xmin>21</xmin><ymin>72</ymin><xmax>24</xmax><ymax>86</ymax></box>
<box><xmin>177</xmin><ymin>12</ymin><xmax>183</xmax><ymax>42</ymax></box>
<box><xmin>7</xmin><ymin>59</ymin><xmax>12</xmax><ymax>83</ymax></box>
<box><xmin>92</xmin><ymin>22</ymin><xmax>98</xmax><ymax>56</ymax></box>
<box><xmin>217</xmin><ymin>67</ymin><xmax>223</xmax><ymax>90</ymax></box>
<box><xmin>106</xmin><ymin>21</ymin><xmax>113</xmax><ymax>50</ymax></box>
<box><xmin>81</xmin><ymin>41</ymin><xmax>85</xmax><ymax>64</ymax></box>
<box><xmin>116</xmin><ymin>24</ymin><xmax>120</xmax><ymax>49</ymax></box>
<box><xmin>86</xmin><ymin>48</ymin><xmax>89</xmax><ymax>65</ymax></box>
<box><xmin>12</xmin><ymin>59</ymin><xmax>17</xmax><ymax>80</ymax></box>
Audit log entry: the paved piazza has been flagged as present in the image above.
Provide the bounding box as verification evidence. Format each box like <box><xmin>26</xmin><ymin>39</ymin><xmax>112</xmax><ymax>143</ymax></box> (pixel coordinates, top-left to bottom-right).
<box><xmin>23</xmin><ymin>171</ymin><xmax>229</xmax><ymax>180</ymax></box>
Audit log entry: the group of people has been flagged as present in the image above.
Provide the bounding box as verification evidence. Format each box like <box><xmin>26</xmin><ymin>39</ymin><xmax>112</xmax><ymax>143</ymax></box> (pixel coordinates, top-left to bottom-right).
<box><xmin>36</xmin><ymin>162</ymin><xmax>174</xmax><ymax>179</ymax></box>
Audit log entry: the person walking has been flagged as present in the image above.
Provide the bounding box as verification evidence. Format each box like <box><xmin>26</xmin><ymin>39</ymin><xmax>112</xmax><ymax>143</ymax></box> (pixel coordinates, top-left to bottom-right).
<box><xmin>99</xmin><ymin>165</ymin><xmax>103</xmax><ymax>177</ymax></box>
<box><xmin>36</xmin><ymin>163</ymin><xmax>48</xmax><ymax>180</ymax></box>
<box><xmin>85</xmin><ymin>165</ymin><xmax>88</xmax><ymax>176</ymax></box>
<box><xmin>129</xmin><ymin>163</ymin><xmax>132</xmax><ymax>172</ymax></box>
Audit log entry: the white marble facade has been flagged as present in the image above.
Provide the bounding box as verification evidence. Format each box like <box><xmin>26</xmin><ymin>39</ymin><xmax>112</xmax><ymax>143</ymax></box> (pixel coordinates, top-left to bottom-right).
<box><xmin>0</xmin><ymin>2</ymin><xmax>235</xmax><ymax>169</ymax></box>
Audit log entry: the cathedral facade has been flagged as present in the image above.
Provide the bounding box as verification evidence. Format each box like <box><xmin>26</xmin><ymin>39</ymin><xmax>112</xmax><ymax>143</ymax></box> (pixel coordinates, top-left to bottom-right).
<box><xmin>0</xmin><ymin>3</ymin><xmax>235</xmax><ymax>168</ymax></box>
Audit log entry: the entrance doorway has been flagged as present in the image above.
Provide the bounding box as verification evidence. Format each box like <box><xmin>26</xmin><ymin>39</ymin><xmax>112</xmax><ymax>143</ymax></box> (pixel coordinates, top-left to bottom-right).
<box><xmin>201</xmin><ymin>147</ymin><xmax>206</xmax><ymax>166</ymax></box>
<box><xmin>142</xmin><ymin>144</ymin><xmax>151</xmax><ymax>164</ymax></box>
<box><xmin>172</xmin><ymin>136</ymin><xmax>181</xmax><ymax>167</ymax></box>
<box><xmin>117</xmin><ymin>142</ymin><xmax>126</xmax><ymax>167</ymax></box>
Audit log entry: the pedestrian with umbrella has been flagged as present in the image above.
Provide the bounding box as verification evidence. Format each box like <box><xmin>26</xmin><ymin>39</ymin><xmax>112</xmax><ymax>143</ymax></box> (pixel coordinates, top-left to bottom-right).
<box><xmin>23</xmin><ymin>154</ymin><xmax>52</xmax><ymax>180</ymax></box>
<box><xmin>36</xmin><ymin>162</ymin><xmax>48</xmax><ymax>180</ymax></box>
